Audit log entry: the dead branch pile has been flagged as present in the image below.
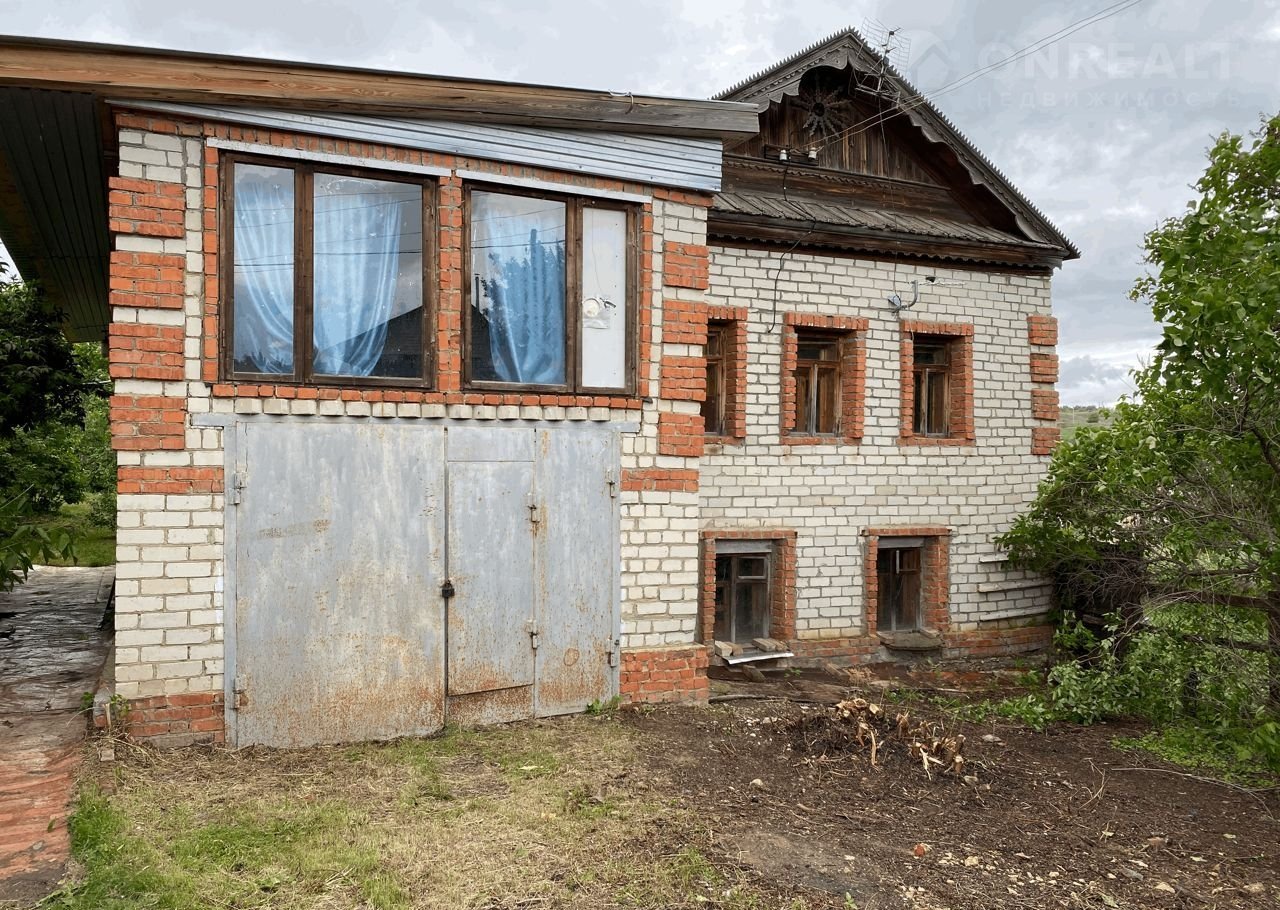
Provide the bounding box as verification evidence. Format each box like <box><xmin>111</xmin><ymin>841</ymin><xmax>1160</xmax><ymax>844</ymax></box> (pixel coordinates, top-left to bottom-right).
<box><xmin>785</xmin><ymin>698</ymin><xmax>968</xmax><ymax>779</ymax></box>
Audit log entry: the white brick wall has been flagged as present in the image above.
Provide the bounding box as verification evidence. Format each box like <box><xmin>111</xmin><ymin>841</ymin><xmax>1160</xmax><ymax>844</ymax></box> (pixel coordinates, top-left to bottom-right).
<box><xmin>702</xmin><ymin>247</ymin><xmax>1055</xmax><ymax>638</ymax></box>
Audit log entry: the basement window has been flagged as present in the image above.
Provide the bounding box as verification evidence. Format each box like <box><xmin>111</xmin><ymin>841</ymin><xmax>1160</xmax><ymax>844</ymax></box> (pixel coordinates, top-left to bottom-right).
<box><xmin>791</xmin><ymin>332</ymin><xmax>842</xmax><ymax>435</ymax></box>
<box><xmin>714</xmin><ymin>548</ymin><xmax>772</xmax><ymax>644</ymax></box>
<box><xmin>877</xmin><ymin>540</ymin><xmax>923</xmax><ymax>632</ymax></box>
<box><xmin>466</xmin><ymin>187</ymin><xmax>637</xmax><ymax>393</ymax></box>
<box><xmin>225</xmin><ymin>156</ymin><xmax>432</xmax><ymax>386</ymax></box>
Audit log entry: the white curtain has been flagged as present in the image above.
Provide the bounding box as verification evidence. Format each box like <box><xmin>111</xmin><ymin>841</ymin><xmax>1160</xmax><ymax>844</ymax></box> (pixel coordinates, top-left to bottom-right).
<box><xmin>232</xmin><ymin>165</ymin><xmax>295</xmax><ymax>374</ymax></box>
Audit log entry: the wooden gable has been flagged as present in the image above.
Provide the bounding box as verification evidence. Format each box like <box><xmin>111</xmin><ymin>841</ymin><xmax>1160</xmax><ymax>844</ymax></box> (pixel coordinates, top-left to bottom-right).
<box><xmin>714</xmin><ymin>33</ymin><xmax>1078</xmax><ymax>270</ymax></box>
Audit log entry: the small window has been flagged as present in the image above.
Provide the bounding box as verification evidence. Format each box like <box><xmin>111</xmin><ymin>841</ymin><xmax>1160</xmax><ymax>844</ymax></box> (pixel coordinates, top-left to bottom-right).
<box><xmin>467</xmin><ymin>187</ymin><xmax>635</xmax><ymax>393</ymax></box>
<box><xmin>912</xmin><ymin>336</ymin><xmax>954</xmax><ymax>437</ymax></box>
<box><xmin>792</xmin><ymin>332</ymin><xmax>841</xmax><ymax>435</ymax></box>
<box><xmin>877</xmin><ymin>545</ymin><xmax>922</xmax><ymax>632</ymax></box>
<box><xmin>715</xmin><ymin>551</ymin><xmax>771</xmax><ymax>643</ymax></box>
<box><xmin>226</xmin><ymin>157</ymin><xmax>430</xmax><ymax>385</ymax></box>
<box><xmin>703</xmin><ymin>323</ymin><xmax>726</xmax><ymax>436</ymax></box>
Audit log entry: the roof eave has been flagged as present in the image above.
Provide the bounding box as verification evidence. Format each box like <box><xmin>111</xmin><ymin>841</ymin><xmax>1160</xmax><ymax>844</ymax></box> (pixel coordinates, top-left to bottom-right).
<box><xmin>0</xmin><ymin>35</ymin><xmax>760</xmax><ymax>141</ymax></box>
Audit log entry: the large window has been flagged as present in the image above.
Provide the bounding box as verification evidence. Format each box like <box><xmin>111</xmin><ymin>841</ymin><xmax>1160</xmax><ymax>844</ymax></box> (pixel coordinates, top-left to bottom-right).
<box><xmin>224</xmin><ymin>157</ymin><xmax>432</xmax><ymax>385</ymax></box>
<box><xmin>466</xmin><ymin>187</ymin><xmax>636</xmax><ymax>393</ymax></box>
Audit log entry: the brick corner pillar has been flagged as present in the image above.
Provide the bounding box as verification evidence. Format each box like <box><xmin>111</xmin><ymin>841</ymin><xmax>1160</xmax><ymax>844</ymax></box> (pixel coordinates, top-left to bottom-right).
<box><xmin>1027</xmin><ymin>315</ymin><xmax>1061</xmax><ymax>456</ymax></box>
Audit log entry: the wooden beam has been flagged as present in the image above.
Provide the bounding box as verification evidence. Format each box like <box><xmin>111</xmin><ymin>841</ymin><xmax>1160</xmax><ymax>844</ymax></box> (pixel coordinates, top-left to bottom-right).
<box><xmin>0</xmin><ymin>36</ymin><xmax>760</xmax><ymax>140</ymax></box>
<box><xmin>708</xmin><ymin>212</ymin><xmax>1064</xmax><ymax>272</ymax></box>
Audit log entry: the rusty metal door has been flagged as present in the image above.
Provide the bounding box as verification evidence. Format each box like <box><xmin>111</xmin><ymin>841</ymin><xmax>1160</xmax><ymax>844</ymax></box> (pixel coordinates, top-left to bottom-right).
<box><xmin>533</xmin><ymin>429</ymin><xmax>620</xmax><ymax>716</ymax></box>
<box><xmin>444</xmin><ymin>427</ymin><xmax>538</xmax><ymax>726</ymax></box>
<box><xmin>230</xmin><ymin>421</ymin><xmax>447</xmax><ymax>747</ymax></box>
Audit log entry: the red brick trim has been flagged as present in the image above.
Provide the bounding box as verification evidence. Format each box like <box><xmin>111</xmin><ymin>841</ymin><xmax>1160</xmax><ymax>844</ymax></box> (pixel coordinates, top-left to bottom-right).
<box><xmin>662</xmin><ymin>242</ymin><xmax>709</xmax><ymax>290</ymax></box>
<box><xmin>1027</xmin><ymin>315</ymin><xmax>1059</xmax><ymax>347</ymax></box>
<box><xmin>898</xmin><ymin>321</ymin><xmax>975</xmax><ymax>447</ymax></box>
<box><xmin>621</xmin><ymin>468</ymin><xmax>699</xmax><ymax>493</ymax></box>
<box><xmin>661</xmin><ymin>354</ymin><xmax>705</xmax><ymax>402</ymax></box>
<box><xmin>661</xmin><ymin>299</ymin><xmax>708</xmax><ymax>346</ymax></box>
<box><xmin>1032</xmin><ymin>426</ymin><xmax>1062</xmax><ymax>455</ymax></box>
<box><xmin>699</xmin><ymin>529</ymin><xmax>798</xmax><ymax>647</ymax></box>
<box><xmin>107</xmin><ymin>176</ymin><xmax>185</xmax><ymax>238</ymax></box>
<box><xmin>780</xmin><ymin>312</ymin><xmax>867</xmax><ymax>446</ymax></box>
<box><xmin>863</xmin><ymin>526</ymin><xmax>951</xmax><ymax>637</ymax></box>
<box><xmin>1031</xmin><ymin>387</ymin><xmax>1061</xmax><ymax>422</ymax></box>
<box><xmin>110</xmin><ymin>394</ymin><xmax>187</xmax><ymax>451</ymax></box>
<box><xmin>104</xmin><ymin>692</ymin><xmax>226</xmax><ymax>748</ymax></box>
<box><xmin>108</xmin><ymin>323</ymin><xmax>185</xmax><ymax>381</ymax></box>
<box><xmin>706</xmin><ymin>305</ymin><xmax>748</xmax><ymax>444</ymax></box>
<box><xmin>620</xmin><ymin>645</ymin><xmax>709</xmax><ymax>705</ymax></box>
<box><xmin>945</xmin><ymin>622</ymin><xmax>1054</xmax><ymax>658</ymax></box>
<box><xmin>118</xmin><ymin>466</ymin><xmax>225</xmax><ymax>495</ymax></box>
<box><xmin>108</xmin><ymin>251</ymin><xmax>186</xmax><ymax>310</ymax></box>
<box><xmin>1029</xmin><ymin>352</ymin><xmax>1059</xmax><ymax>384</ymax></box>
<box><xmin>657</xmin><ymin>411</ymin><xmax>704</xmax><ymax>457</ymax></box>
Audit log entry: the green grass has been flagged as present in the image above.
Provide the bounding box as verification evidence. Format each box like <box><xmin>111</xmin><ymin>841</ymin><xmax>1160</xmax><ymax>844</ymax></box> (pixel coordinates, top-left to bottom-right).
<box><xmin>32</xmin><ymin>501</ymin><xmax>115</xmax><ymax>567</ymax></box>
<box><xmin>42</xmin><ymin>718</ymin><xmax>805</xmax><ymax>910</ymax></box>
<box><xmin>1114</xmin><ymin>722</ymin><xmax>1280</xmax><ymax>787</ymax></box>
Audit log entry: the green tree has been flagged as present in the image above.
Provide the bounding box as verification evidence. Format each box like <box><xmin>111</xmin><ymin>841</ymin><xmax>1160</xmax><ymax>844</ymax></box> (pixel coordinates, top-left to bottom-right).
<box><xmin>1002</xmin><ymin>115</ymin><xmax>1280</xmax><ymax>739</ymax></box>
<box><xmin>0</xmin><ymin>264</ymin><xmax>93</xmax><ymax>587</ymax></box>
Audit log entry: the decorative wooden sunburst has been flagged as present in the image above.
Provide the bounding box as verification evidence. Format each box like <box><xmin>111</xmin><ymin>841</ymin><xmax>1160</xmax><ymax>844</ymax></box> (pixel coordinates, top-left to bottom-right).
<box><xmin>793</xmin><ymin>81</ymin><xmax>859</xmax><ymax>139</ymax></box>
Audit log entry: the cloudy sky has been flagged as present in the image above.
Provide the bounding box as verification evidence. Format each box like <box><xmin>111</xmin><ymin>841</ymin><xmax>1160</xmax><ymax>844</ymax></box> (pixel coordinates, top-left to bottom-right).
<box><xmin>2</xmin><ymin>0</ymin><xmax>1275</xmax><ymax>404</ymax></box>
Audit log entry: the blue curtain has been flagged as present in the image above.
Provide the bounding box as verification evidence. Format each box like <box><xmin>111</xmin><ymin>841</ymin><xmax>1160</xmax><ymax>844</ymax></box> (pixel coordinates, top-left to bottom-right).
<box><xmin>472</xmin><ymin>192</ymin><xmax>566</xmax><ymax>385</ymax></box>
<box><xmin>232</xmin><ymin>165</ymin><xmax>295</xmax><ymax>374</ymax></box>
<box><xmin>312</xmin><ymin>177</ymin><xmax>407</xmax><ymax>376</ymax></box>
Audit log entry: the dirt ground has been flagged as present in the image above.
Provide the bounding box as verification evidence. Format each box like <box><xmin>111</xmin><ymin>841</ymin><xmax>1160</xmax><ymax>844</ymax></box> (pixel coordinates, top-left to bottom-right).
<box><xmin>627</xmin><ymin>670</ymin><xmax>1280</xmax><ymax>910</ymax></box>
<box><xmin>22</xmin><ymin>668</ymin><xmax>1280</xmax><ymax>910</ymax></box>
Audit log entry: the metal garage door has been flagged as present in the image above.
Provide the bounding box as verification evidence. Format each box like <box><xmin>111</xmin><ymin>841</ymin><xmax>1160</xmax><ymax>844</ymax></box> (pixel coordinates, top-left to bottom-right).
<box><xmin>227</xmin><ymin>420</ymin><xmax>619</xmax><ymax>747</ymax></box>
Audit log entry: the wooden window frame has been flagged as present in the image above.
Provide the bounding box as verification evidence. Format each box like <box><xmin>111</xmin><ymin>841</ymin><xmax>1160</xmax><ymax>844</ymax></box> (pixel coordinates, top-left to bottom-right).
<box><xmin>700</xmin><ymin>530</ymin><xmax>798</xmax><ymax>648</ymax></box>
<box><xmin>461</xmin><ymin>182</ymin><xmax>640</xmax><ymax>396</ymax></box>
<box><xmin>912</xmin><ymin>338</ymin><xmax>952</xmax><ymax>438</ymax></box>
<box><xmin>863</xmin><ymin>526</ymin><xmax>952</xmax><ymax>639</ymax></box>
<box><xmin>219</xmin><ymin>152</ymin><xmax>437</xmax><ymax>389</ymax></box>
<box><xmin>876</xmin><ymin>544</ymin><xmax>924</xmax><ymax>632</ymax></box>
<box><xmin>703</xmin><ymin>322</ymin><xmax>727</xmax><ymax>437</ymax></box>
<box><xmin>780</xmin><ymin>313</ymin><xmax>867</xmax><ymax>446</ymax></box>
<box><xmin>898</xmin><ymin>321</ymin><xmax>975</xmax><ymax>447</ymax></box>
<box><xmin>792</xmin><ymin>331</ymin><xmax>843</xmax><ymax>436</ymax></box>
<box><xmin>714</xmin><ymin>549</ymin><xmax>773</xmax><ymax>644</ymax></box>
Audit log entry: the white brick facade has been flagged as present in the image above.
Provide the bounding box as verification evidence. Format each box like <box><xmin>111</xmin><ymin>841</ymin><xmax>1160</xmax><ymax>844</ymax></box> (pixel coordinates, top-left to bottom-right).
<box><xmin>702</xmin><ymin>247</ymin><xmax>1054</xmax><ymax>639</ymax></box>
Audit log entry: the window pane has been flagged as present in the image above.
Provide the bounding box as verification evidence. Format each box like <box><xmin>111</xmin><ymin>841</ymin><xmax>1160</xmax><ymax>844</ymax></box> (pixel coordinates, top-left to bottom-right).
<box><xmin>703</xmin><ymin>355</ymin><xmax>723</xmax><ymax>435</ymax></box>
<box><xmin>794</xmin><ymin>365</ymin><xmax>811</xmax><ymax>432</ymax></box>
<box><xmin>737</xmin><ymin>556</ymin><xmax>767</xmax><ymax>579</ymax></box>
<box><xmin>913</xmin><ymin>368</ymin><xmax>927</xmax><ymax>435</ymax></box>
<box><xmin>232</xmin><ymin>163</ymin><xmax>295</xmax><ymax>374</ymax></box>
<box><xmin>927</xmin><ymin>371</ymin><xmax>948</xmax><ymax>435</ymax></box>
<box><xmin>580</xmin><ymin>207</ymin><xmax>627</xmax><ymax>389</ymax></box>
<box><xmin>735</xmin><ymin>579</ymin><xmax>770</xmax><ymax>641</ymax></box>
<box><xmin>312</xmin><ymin>174</ymin><xmax>423</xmax><ymax>378</ymax></box>
<box><xmin>915</xmin><ymin>340</ymin><xmax>948</xmax><ymax>366</ymax></box>
<box><xmin>470</xmin><ymin>192</ymin><xmax>566</xmax><ymax>385</ymax></box>
<box><xmin>714</xmin><ymin>555</ymin><xmax>731</xmax><ymax>641</ymax></box>
<box><xmin>815</xmin><ymin>362</ymin><xmax>839</xmax><ymax>434</ymax></box>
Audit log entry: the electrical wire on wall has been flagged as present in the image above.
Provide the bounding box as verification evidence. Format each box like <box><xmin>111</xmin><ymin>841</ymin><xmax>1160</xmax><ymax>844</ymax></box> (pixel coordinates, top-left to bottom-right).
<box><xmin>763</xmin><ymin>156</ymin><xmax>819</xmax><ymax>335</ymax></box>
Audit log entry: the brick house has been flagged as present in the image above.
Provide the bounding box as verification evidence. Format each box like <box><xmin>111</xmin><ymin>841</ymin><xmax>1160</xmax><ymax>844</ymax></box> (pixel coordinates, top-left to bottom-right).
<box><xmin>0</xmin><ymin>29</ymin><xmax>1075</xmax><ymax>748</ymax></box>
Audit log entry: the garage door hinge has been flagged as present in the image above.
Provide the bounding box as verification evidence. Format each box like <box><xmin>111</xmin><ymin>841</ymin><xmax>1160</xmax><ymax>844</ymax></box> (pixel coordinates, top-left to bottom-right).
<box><xmin>608</xmin><ymin>638</ymin><xmax>620</xmax><ymax>667</ymax></box>
<box><xmin>525</xmin><ymin>619</ymin><xmax>539</xmax><ymax>650</ymax></box>
<box><xmin>606</xmin><ymin>469</ymin><xmax>617</xmax><ymax>499</ymax></box>
<box><xmin>232</xmin><ymin>674</ymin><xmax>248</xmax><ymax>710</ymax></box>
<box><xmin>230</xmin><ymin>471</ymin><xmax>247</xmax><ymax>506</ymax></box>
<box><xmin>526</xmin><ymin>493</ymin><xmax>540</xmax><ymax>525</ymax></box>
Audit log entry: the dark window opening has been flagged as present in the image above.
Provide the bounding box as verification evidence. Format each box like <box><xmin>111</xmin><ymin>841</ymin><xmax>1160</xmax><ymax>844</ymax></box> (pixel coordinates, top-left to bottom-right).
<box><xmin>877</xmin><ymin>545</ymin><xmax>922</xmax><ymax>632</ymax></box>
<box><xmin>912</xmin><ymin>337</ymin><xmax>952</xmax><ymax>437</ymax></box>
<box><xmin>703</xmin><ymin>322</ymin><xmax>726</xmax><ymax>436</ymax></box>
<box><xmin>792</xmin><ymin>331</ymin><xmax>841</xmax><ymax>435</ymax></box>
<box><xmin>714</xmin><ymin>551</ymin><xmax>771</xmax><ymax>643</ymax></box>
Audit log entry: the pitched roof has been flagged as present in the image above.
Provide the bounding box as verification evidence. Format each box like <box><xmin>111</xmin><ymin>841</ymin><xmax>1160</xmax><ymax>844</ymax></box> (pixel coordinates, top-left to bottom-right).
<box><xmin>714</xmin><ymin>27</ymin><xmax>1079</xmax><ymax>261</ymax></box>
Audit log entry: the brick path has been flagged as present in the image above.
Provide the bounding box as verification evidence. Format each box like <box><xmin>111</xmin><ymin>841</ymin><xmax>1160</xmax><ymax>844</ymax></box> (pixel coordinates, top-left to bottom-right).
<box><xmin>0</xmin><ymin>566</ymin><xmax>113</xmax><ymax>902</ymax></box>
